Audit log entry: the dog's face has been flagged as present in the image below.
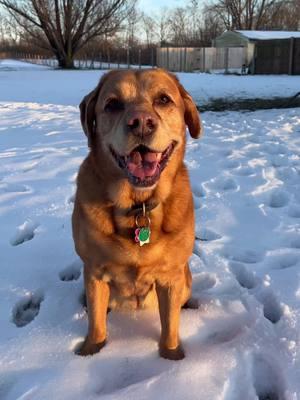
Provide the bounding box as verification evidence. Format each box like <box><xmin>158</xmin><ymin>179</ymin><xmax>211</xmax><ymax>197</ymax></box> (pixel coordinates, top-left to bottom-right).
<box><xmin>80</xmin><ymin>69</ymin><xmax>202</xmax><ymax>189</ymax></box>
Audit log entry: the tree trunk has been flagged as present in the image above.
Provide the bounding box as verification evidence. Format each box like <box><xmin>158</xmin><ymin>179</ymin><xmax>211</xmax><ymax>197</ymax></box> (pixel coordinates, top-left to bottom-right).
<box><xmin>57</xmin><ymin>54</ymin><xmax>75</xmax><ymax>69</ymax></box>
<box><xmin>0</xmin><ymin>0</ymin><xmax>135</xmax><ymax>70</ymax></box>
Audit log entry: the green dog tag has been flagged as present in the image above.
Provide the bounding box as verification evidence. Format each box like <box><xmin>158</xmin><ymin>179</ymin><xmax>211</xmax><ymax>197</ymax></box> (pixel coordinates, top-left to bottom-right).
<box><xmin>135</xmin><ymin>227</ymin><xmax>150</xmax><ymax>246</ymax></box>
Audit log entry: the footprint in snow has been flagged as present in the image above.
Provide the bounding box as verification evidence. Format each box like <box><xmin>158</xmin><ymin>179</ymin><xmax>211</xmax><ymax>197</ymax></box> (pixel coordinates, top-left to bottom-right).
<box><xmin>220</xmin><ymin>178</ymin><xmax>238</xmax><ymax>191</ymax></box>
<box><xmin>271</xmin><ymin>155</ymin><xmax>289</xmax><ymax>168</ymax></box>
<box><xmin>220</xmin><ymin>149</ymin><xmax>233</xmax><ymax>157</ymax></box>
<box><xmin>229</xmin><ymin>261</ymin><xmax>258</xmax><ymax>290</ymax></box>
<box><xmin>192</xmin><ymin>272</ymin><xmax>217</xmax><ymax>292</ymax></box>
<box><xmin>275</xmin><ymin>254</ymin><xmax>298</xmax><ymax>270</ymax></box>
<box><xmin>255</xmin><ymin>289</ymin><xmax>283</xmax><ymax>324</ymax></box>
<box><xmin>290</xmin><ymin>236</ymin><xmax>300</xmax><ymax>249</ymax></box>
<box><xmin>262</xmin><ymin>143</ymin><xmax>286</xmax><ymax>155</ymax></box>
<box><xmin>220</xmin><ymin>159</ymin><xmax>240</xmax><ymax>170</ymax></box>
<box><xmin>224</xmin><ymin>248</ymin><xmax>264</xmax><ymax>264</ymax></box>
<box><xmin>193</xmin><ymin>242</ymin><xmax>208</xmax><ymax>265</ymax></box>
<box><xmin>192</xmin><ymin>182</ymin><xmax>206</xmax><ymax>198</ymax></box>
<box><xmin>59</xmin><ymin>259</ymin><xmax>82</xmax><ymax>281</ymax></box>
<box><xmin>233</xmin><ymin>166</ymin><xmax>255</xmax><ymax>176</ymax></box>
<box><xmin>195</xmin><ymin>227</ymin><xmax>222</xmax><ymax>242</ymax></box>
<box><xmin>200</xmin><ymin>299</ymin><xmax>253</xmax><ymax>346</ymax></box>
<box><xmin>248</xmin><ymin>135</ymin><xmax>262</xmax><ymax>144</ymax></box>
<box><xmin>252</xmin><ymin>353</ymin><xmax>286</xmax><ymax>400</ymax></box>
<box><xmin>204</xmin><ymin>320</ymin><xmax>247</xmax><ymax>345</ymax></box>
<box><xmin>245</xmin><ymin>149</ymin><xmax>262</xmax><ymax>159</ymax></box>
<box><xmin>288</xmin><ymin>204</ymin><xmax>300</xmax><ymax>218</ymax></box>
<box><xmin>0</xmin><ymin>183</ymin><xmax>31</xmax><ymax>193</ymax></box>
<box><xmin>12</xmin><ymin>291</ymin><xmax>44</xmax><ymax>327</ymax></box>
<box><xmin>268</xmin><ymin>190</ymin><xmax>290</xmax><ymax>208</ymax></box>
<box><xmin>10</xmin><ymin>220</ymin><xmax>39</xmax><ymax>246</ymax></box>
<box><xmin>213</xmin><ymin>177</ymin><xmax>238</xmax><ymax>192</ymax></box>
<box><xmin>275</xmin><ymin>166</ymin><xmax>298</xmax><ymax>183</ymax></box>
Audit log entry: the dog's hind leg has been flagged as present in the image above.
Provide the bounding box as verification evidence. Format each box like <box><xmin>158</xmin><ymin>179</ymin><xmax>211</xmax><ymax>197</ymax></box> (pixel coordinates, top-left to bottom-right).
<box><xmin>181</xmin><ymin>263</ymin><xmax>199</xmax><ymax>309</ymax></box>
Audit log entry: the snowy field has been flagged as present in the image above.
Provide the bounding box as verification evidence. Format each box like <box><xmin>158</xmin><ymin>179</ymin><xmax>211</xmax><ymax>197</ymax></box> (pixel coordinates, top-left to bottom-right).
<box><xmin>0</xmin><ymin>60</ymin><xmax>300</xmax><ymax>400</ymax></box>
<box><xmin>1</xmin><ymin>59</ymin><xmax>300</xmax><ymax>107</ymax></box>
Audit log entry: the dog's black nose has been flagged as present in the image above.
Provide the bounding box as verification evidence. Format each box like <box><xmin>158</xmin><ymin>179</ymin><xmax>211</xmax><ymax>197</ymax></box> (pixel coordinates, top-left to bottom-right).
<box><xmin>127</xmin><ymin>112</ymin><xmax>158</xmax><ymax>137</ymax></box>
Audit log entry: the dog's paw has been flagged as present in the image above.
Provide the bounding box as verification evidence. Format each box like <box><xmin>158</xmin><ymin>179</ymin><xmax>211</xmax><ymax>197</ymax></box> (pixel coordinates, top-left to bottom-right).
<box><xmin>159</xmin><ymin>344</ymin><xmax>185</xmax><ymax>361</ymax></box>
<box><xmin>75</xmin><ymin>337</ymin><xmax>106</xmax><ymax>356</ymax></box>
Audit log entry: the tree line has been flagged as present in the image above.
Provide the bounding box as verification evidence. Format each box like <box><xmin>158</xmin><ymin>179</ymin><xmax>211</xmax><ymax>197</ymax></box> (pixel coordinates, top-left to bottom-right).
<box><xmin>0</xmin><ymin>0</ymin><xmax>299</xmax><ymax>69</ymax></box>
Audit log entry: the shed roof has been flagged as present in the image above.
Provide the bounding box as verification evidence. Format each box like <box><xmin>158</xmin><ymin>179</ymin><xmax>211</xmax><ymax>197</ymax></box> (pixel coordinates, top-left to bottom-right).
<box><xmin>235</xmin><ymin>30</ymin><xmax>300</xmax><ymax>40</ymax></box>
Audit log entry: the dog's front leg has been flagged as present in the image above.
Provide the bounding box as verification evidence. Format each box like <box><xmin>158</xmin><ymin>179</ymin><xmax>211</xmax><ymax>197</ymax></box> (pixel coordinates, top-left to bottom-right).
<box><xmin>77</xmin><ymin>268</ymin><xmax>110</xmax><ymax>356</ymax></box>
<box><xmin>156</xmin><ymin>278</ymin><xmax>185</xmax><ymax>360</ymax></box>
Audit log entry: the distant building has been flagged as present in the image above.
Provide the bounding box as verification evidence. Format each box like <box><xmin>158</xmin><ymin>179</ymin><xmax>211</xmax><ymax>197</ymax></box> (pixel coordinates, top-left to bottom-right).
<box><xmin>213</xmin><ymin>30</ymin><xmax>300</xmax><ymax>74</ymax></box>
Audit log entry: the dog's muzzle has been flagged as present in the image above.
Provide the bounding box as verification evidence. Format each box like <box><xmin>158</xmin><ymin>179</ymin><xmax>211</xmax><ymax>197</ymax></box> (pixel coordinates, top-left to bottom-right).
<box><xmin>110</xmin><ymin>142</ymin><xmax>176</xmax><ymax>188</ymax></box>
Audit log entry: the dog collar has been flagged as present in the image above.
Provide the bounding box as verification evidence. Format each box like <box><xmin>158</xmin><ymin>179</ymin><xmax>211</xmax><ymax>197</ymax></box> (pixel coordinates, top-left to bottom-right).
<box><xmin>126</xmin><ymin>201</ymin><xmax>159</xmax><ymax>217</ymax></box>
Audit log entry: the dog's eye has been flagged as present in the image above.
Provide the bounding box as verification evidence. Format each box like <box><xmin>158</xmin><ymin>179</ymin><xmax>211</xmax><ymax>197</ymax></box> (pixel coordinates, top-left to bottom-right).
<box><xmin>104</xmin><ymin>98</ymin><xmax>124</xmax><ymax>112</ymax></box>
<box><xmin>156</xmin><ymin>94</ymin><xmax>172</xmax><ymax>106</ymax></box>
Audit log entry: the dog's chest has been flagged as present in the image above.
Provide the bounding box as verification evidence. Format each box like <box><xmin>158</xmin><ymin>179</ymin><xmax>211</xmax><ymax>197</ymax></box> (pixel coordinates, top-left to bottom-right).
<box><xmin>102</xmin><ymin>263</ymin><xmax>154</xmax><ymax>293</ymax></box>
<box><xmin>100</xmin><ymin>264</ymin><xmax>157</xmax><ymax>310</ymax></box>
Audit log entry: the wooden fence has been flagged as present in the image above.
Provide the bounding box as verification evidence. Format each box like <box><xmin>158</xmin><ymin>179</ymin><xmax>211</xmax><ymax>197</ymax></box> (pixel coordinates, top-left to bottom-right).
<box><xmin>157</xmin><ymin>47</ymin><xmax>248</xmax><ymax>73</ymax></box>
<box><xmin>254</xmin><ymin>38</ymin><xmax>300</xmax><ymax>75</ymax></box>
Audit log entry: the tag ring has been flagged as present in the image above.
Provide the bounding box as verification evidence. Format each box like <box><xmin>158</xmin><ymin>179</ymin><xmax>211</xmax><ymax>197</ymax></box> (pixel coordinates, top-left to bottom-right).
<box><xmin>135</xmin><ymin>214</ymin><xmax>151</xmax><ymax>228</ymax></box>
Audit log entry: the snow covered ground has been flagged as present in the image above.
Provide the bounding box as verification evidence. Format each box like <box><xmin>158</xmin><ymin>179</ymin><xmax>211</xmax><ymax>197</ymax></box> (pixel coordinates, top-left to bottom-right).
<box><xmin>0</xmin><ymin>60</ymin><xmax>299</xmax><ymax>400</ymax></box>
<box><xmin>1</xmin><ymin>59</ymin><xmax>300</xmax><ymax>107</ymax></box>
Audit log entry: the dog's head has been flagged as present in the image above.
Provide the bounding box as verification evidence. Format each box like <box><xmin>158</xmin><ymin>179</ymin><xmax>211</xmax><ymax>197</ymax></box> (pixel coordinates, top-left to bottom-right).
<box><xmin>80</xmin><ymin>69</ymin><xmax>202</xmax><ymax>190</ymax></box>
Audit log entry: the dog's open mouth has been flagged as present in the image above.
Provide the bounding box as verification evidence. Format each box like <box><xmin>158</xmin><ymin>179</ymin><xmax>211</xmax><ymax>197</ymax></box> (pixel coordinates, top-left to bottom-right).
<box><xmin>110</xmin><ymin>142</ymin><xmax>176</xmax><ymax>187</ymax></box>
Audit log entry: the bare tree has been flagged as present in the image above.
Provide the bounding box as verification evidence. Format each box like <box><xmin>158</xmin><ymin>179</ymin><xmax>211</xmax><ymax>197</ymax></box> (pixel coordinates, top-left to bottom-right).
<box><xmin>0</xmin><ymin>14</ymin><xmax>6</xmax><ymax>43</ymax></box>
<box><xmin>0</xmin><ymin>0</ymin><xmax>135</xmax><ymax>68</ymax></box>
<box><xmin>264</xmin><ymin>0</ymin><xmax>300</xmax><ymax>30</ymax></box>
<box><xmin>156</xmin><ymin>10</ymin><xmax>170</xmax><ymax>46</ymax></box>
<box><xmin>154</xmin><ymin>1</ymin><xmax>216</xmax><ymax>48</ymax></box>
<box><xmin>141</xmin><ymin>13</ymin><xmax>156</xmax><ymax>47</ymax></box>
<box><xmin>0</xmin><ymin>13</ymin><xmax>18</xmax><ymax>43</ymax></box>
<box><xmin>205</xmin><ymin>0</ymin><xmax>284</xmax><ymax>30</ymax></box>
<box><xmin>202</xmin><ymin>7</ymin><xmax>223</xmax><ymax>45</ymax></box>
<box><xmin>168</xmin><ymin>7</ymin><xmax>189</xmax><ymax>45</ymax></box>
<box><xmin>124</xmin><ymin>6</ymin><xmax>140</xmax><ymax>48</ymax></box>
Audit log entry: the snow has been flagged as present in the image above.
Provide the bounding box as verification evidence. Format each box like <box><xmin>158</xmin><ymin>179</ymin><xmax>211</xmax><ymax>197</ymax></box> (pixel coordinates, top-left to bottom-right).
<box><xmin>1</xmin><ymin>59</ymin><xmax>300</xmax><ymax>108</ymax></box>
<box><xmin>0</xmin><ymin>60</ymin><xmax>300</xmax><ymax>400</ymax></box>
<box><xmin>0</xmin><ymin>59</ymin><xmax>52</xmax><ymax>71</ymax></box>
<box><xmin>235</xmin><ymin>30</ymin><xmax>300</xmax><ymax>40</ymax></box>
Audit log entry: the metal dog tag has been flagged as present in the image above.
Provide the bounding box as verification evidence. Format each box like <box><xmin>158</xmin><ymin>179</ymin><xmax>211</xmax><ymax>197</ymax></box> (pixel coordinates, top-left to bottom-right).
<box><xmin>135</xmin><ymin>227</ymin><xmax>151</xmax><ymax>246</ymax></box>
<box><xmin>135</xmin><ymin>203</ymin><xmax>151</xmax><ymax>246</ymax></box>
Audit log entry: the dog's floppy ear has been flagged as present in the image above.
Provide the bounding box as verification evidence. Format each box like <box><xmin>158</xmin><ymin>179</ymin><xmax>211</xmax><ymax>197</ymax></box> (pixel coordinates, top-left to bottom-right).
<box><xmin>79</xmin><ymin>72</ymin><xmax>114</xmax><ymax>147</ymax></box>
<box><xmin>79</xmin><ymin>88</ymin><xmax>99</xmax><ymax>147</ymax></box>
<box><xmin>168</xmin><ymin>72</ymin><xmax>203</xmax><ymax>139</ymax></box>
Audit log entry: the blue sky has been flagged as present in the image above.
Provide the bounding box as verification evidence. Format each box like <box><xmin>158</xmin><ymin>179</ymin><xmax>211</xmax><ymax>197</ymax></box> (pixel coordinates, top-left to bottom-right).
<box><xmin>138</xmin><ymin>0</ymin><xmax>188</xmax><ymax>13</ymax></box>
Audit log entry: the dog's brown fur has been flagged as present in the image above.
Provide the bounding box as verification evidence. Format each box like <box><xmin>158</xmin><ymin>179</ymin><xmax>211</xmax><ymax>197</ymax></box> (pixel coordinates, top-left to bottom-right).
<box><xmin>72</xmin><ymin>68</ymin><xmax>202</xmax><ymax>360</ymax></box>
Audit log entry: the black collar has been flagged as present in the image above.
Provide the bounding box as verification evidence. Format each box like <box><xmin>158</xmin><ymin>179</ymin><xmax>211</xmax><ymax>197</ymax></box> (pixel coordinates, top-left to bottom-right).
<box><xmin>126</xmin><ymin>201</ymin><xmax>159</xmax><ymax>216</ymax></box>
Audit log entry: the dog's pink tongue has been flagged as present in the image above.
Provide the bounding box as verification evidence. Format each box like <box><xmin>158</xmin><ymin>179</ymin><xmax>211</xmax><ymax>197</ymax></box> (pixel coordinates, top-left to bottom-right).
<box><xmin>127</xmin><ymin>151</ymin><xmax>161</xmax><ymax>179</ymax></box>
